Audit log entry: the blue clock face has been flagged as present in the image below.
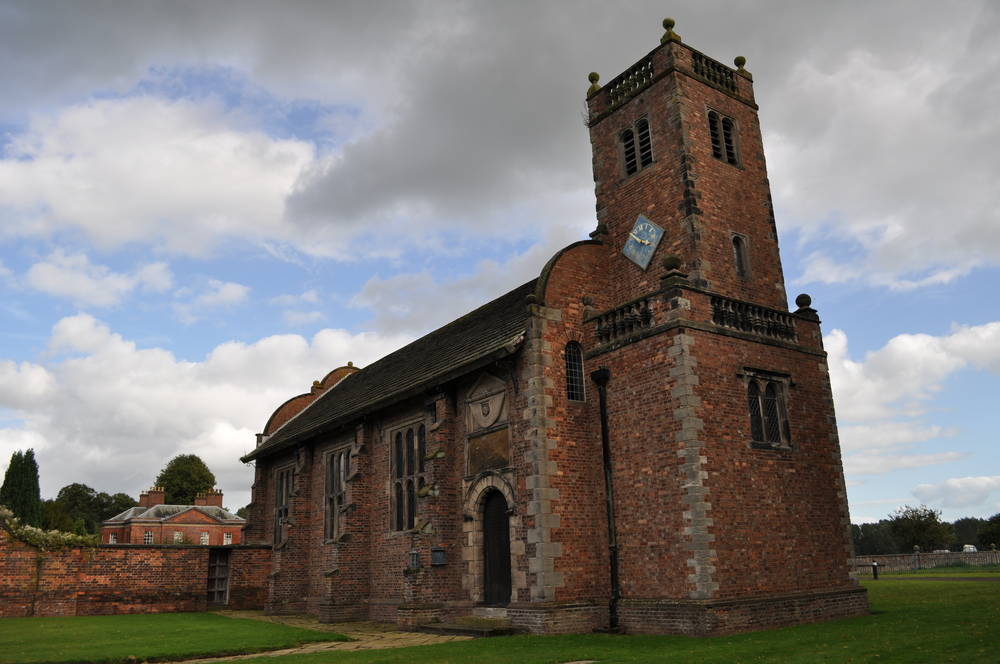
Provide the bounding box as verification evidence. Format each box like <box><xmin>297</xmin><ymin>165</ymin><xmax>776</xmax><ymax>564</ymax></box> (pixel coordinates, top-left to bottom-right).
<box><xmin>622</xmin><ymin>215</ymin><xmax>664</xmax><ymax>270</ymax></box>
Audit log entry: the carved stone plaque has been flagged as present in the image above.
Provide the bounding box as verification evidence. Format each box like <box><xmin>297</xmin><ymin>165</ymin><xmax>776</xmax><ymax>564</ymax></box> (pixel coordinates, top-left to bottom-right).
<box><xmin>467</xmin><ymin>428</ymin><xmax>510</xmax><ymax>475</ymax></box>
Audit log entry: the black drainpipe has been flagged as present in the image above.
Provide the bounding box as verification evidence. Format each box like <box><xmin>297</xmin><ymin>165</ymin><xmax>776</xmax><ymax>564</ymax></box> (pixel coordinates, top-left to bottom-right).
<box><xmin>591</xmin><ymin>366</ymin><xmax>620</xmax><ymax>631</ymax></box>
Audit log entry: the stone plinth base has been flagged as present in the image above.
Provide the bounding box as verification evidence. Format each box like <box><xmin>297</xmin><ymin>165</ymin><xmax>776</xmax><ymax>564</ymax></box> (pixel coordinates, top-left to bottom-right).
<box><xmin>619</xmin><ymin>586</ymin><xmax>868</xmax><ymax>636</ymax></box>
<box><xmin>319</xmin><ymin>601</ymin><xmax>367</xmax><ymax>623</ymax></box>
<box><xmin>507</xmin><ymin>600</ymin><xmax>609</xmax><ymax>634</ymax></box>
<box><xmin>397</xmin><ymin>603</ymin><xmax>445</xmax><ymax>627</ymax></box>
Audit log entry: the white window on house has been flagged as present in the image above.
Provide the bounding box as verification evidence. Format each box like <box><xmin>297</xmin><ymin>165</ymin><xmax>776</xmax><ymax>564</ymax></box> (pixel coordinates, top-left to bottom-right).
<box><xmin>200</xmin><ymin>532</ymin><xmax>210</xmax><ymax>545</ymax></box>
<box><xmin>109</xmin><ymin>533</ymin><xmax>117</xmax><ymax>544</ymax></box>
<box><xmin>391</xmin><ymin>423</ymin><xmax>427</xmax><ymax>531</ymax></box>
<box><xmin>143</xmin><ymin>531</ymin><xmax>153</xmax><ymax>544</ymax></box>
<box><xmin>173</xmin><ymin>531</ymin><xmax>183</xmax><ymax>544</ymax></box>
<box><xmin>223</xmin><ymin>532</ymin><xmax>233</xmax><ymax>545</ymax></box>
<box><xmin>325</xmin><ymin>447</ymin><xmax>351</xmax><ymax>540</ymax></box>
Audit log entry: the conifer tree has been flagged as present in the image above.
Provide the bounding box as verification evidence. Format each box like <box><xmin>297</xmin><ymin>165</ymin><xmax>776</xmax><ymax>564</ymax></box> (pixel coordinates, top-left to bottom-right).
<box><xmin>0</xmin><ymin>449</ymin><xmax>42</xmax><ymax>526</ymax></box>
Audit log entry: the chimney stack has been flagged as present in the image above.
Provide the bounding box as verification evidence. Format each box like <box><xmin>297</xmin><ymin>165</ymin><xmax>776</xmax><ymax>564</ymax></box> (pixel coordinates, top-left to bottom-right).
<box><xmin>195</xmin><ymin>488</ymin><xmax>224</xmax><ymax>508</ymax></box>
<box><xmin>144</xmin><ymin>486</ymin><xmax>166</xmax><ymax>507</ymax></box>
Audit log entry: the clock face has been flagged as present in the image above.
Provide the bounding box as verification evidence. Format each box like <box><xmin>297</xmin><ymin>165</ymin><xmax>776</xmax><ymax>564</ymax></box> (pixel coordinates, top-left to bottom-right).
<box><xmin>622</xmin><ymin>215</ymin><xmax>664</xmax><ymax>270</ymax></box>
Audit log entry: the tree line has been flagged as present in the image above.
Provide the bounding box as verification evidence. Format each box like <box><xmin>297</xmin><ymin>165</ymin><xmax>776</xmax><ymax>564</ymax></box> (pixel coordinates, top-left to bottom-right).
<box><xmin>0</xmin><ymin>449</ymin><xmax>226</xmax><ymax>535</ymax></box>
<box><xmin>852</xmin><ymin>505</ymin><xmax>1000</xmax><ymax>555</ymax></box>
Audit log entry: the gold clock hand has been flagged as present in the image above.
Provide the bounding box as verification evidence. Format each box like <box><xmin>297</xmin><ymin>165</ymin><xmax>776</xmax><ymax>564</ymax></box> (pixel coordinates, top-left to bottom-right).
<box><xmin>629</xmin><ymin>233</ymin><xmax>650</xmax><ymax>245</ymax></box>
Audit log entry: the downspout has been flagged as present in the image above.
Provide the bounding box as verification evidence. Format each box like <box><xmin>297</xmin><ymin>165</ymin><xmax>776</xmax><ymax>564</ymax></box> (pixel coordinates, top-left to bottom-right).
<box><xmin>591</xmin><ymin>366</ymin><xmax>620</xmax><ymax>631</ymax></box>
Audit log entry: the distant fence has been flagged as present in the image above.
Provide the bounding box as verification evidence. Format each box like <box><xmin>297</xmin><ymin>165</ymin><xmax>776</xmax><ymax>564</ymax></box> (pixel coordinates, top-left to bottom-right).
<box><xmin>851</xmin><ymin>550</ymin><xmax>1000</xmax><ymax>576</ymax></box>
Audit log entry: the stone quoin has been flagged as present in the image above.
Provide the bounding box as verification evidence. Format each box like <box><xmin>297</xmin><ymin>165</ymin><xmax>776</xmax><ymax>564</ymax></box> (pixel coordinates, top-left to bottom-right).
<box><xmin>241</xmin><ymin>18</ymin><xmax>868</xmax><ymax>635</ymax></box>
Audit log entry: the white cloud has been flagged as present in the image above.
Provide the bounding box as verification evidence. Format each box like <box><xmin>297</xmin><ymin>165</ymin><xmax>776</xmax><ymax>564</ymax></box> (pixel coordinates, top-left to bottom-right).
<box><xmin>0</xmin><ymin>96</ymin><xmax>315</xmax><ymax>256</ymax></box>
<box><xmin>1</xmin><ymin>314</ymin><xmax>411</xmax><ymax>507</ymax></box>
<box><xmin>913</xmin><ymin>476</ymin><xmax>1000</xmax><ymax>509</ymax></box>
<box><xmin>845</xmin><ymin>452</ymin><xmax>967</xmax><ymax>476</ymax></box>
<box><xmin>829</xmin><ymin>322</ymin><xmax>1000</xmax><ymax>479</ymax></box>
<box><xmin>270</xmin><ymin>289</ymin><xmax>321</xmax><ymax>307</ymax></box>
<box><xmin>174</xmin><ymin>279</ymin><xmax>250</xmax><ymax>323</ymax></box>
<box><xmin>25</xmin><ymin>250</ymin><xmax>173</xmax><ymax>307</ymax></box>
<box><xmin>283</xmin><ymin>310</ymin><xmax>325</xmax><ymax>327</ymax></box>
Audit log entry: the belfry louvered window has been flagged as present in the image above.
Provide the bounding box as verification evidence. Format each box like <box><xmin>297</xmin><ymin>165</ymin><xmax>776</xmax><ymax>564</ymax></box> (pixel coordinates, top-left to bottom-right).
<box><xmin>708</xmin><ymin>110</ymin><xmax>739</xmax><ymax>165</ymax></box>
<box><xmin>746</xmin><ymin>375</ymin><xmax>790</xmax><ymax>447</ymax></box>
<box><xmin>392</xmin><ymin>423</ymin><xmax>427</xmax><ymax>531</ymax></box>
<box><xmin>621</xmin><ymin>118</ymin><xmax>653</xmax><ymax>176</ymax></box>
<box><xmin>565</xmin><ymin>342</ymin><xmax>585</xmax><ymax>401</ymax></box>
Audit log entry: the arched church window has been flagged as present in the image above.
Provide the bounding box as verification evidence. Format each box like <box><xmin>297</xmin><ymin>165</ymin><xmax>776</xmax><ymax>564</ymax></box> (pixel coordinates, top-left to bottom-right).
<box><xmin>391</xmin><ymin>422</ymin><xmax>428</xmax><ymax>531</ymax></box>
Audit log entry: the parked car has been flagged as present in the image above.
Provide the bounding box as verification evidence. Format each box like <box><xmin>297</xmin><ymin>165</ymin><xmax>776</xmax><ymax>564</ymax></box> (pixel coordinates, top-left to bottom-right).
<box><xmin>963</xmin><ymin>544</ymin><xmax>978</xmax><ymax>553</ymax></box>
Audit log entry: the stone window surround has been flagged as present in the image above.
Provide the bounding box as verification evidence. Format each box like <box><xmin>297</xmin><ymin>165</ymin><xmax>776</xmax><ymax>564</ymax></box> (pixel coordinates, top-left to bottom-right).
<box><xmin>739</xmin><ymin>368</ymin><xmax>793</xmax><ymax>449</ymax></box>
<box><xmin>324</xmin><ymin>445</ymin><xmax>351</xmax><ymax>542</ymax></box>
<box><xmin>388</xmin><ymin>417</ymin><xmax>427</xmax><ymax>533</ymax></box>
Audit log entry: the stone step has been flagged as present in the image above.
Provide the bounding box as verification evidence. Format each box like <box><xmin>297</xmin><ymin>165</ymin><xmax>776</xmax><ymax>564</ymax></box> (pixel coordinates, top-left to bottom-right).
<box><xmin>416</xmin><ymin>615</ymin><xmax>519</xmax><ymax>638</ymax></box>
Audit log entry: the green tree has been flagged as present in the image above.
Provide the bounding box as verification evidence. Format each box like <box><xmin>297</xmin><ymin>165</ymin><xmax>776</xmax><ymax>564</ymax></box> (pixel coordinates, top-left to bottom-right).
<box><xmin>55</xmin><ymin>483</ymin><xmax>101</xmax><ymax>533</ymax></box>
<box><xmin>155</xmin><ymin>455</ymin><xmax>216</xmax><ymax>505</ymax></box>
<box><xmin>887</xmin><ymin>505</ymin><xmax>954</xmax><ymax>553</ymax></box>
<box><xmin>40</xmin><ymin>499</ymin><xmax>77</xmax><ymax>532</ymax></box>
<box><xmin>951</xmin><ymin>517</ymin><xmax>985</xmax><ymax>550</ymax></box>
<box><xmin>852</xmin><ymin>521</ymin><xmax>898</xmax><ymax>555</ymax></box>
<box><xmin>0</xmin><ymin>449</ymin><xmax>42</xmax><ymax>526</ymax></box>
<box><xmin>978</xmin><ymin>513</ymin><xmax>1000</xmax><ymax>551</ymax></box>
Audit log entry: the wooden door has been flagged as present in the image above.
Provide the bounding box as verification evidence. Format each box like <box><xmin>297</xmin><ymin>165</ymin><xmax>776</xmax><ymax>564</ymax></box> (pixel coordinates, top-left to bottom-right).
<box><xmin>207</xmin><ymin>549</ymin><xmax>231</xmax><ymax>605</ymax></box>
<box><xmin>483</xmin><ymin>491</ymin><xmax>511</xmax><ymax>605</ymax></box>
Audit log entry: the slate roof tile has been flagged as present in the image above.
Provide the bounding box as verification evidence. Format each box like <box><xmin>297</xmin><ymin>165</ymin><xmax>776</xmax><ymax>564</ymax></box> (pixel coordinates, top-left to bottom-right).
<box><xmin>243</xmin><ymin>279</ymin><xmax>536</xmax><ymax>462</ymax></box>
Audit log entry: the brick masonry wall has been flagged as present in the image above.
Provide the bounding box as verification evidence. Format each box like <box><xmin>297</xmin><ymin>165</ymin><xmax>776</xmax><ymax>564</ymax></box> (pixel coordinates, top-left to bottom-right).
<box><xmin>0</xmin><ymin>527</ymin><xmax>270</xmax><ymax>617</ymax></box>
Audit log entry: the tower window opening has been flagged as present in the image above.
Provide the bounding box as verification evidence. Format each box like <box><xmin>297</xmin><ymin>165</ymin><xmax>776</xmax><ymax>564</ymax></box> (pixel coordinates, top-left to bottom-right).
<box><xmin>565</xmin><ymin>342</ymin><xmax>586</xmax><ymax>401</ymax></box>
<box><xmin>621</xmin><ymin>129</ymin><xmax>637</xmax><ymax>175</ymax></box>
<box><xmin>722</xmin><ymin>117</ymin><xmax>738</xmax><ymax>164</ymax></box>
<box><xmin>620</xmin><ymin>118</ymin><xmax>653</xmax><ymax>177</ymax></box>
<box><xmin>708</xmin><ymin>111</ymin><xmax>722</xmax><ymax>159</ymax></box>
<box><xmin>708</xmin><ymin>110</ymin><xmax>739</xmax><ymax>165</ymax></box>
<box><xmin>637</xmin><ymin>119</ymin><xmax>653</xmax><ymax>168</ymax></box>
<box><xmin>732</xmin><ymin>234</ymin><xmax>749</xmax><ymax>278</ymax></box>
<box><xmin>746</xmin><ymin>373</ymin><xmax>791</xmax><ymax>448</ymax></box>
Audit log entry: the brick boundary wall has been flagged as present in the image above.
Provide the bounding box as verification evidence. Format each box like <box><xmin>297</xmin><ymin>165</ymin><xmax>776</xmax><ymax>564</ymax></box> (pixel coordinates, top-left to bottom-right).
<box><xmin>851</xmin><ymin>550</ymin><xmax>1000</xmax><ymax>576</ymax></box>
<box><xmin>0</xmin><ymin>527</ymin><xmax>270</xmax><ymax>617</ymax></box>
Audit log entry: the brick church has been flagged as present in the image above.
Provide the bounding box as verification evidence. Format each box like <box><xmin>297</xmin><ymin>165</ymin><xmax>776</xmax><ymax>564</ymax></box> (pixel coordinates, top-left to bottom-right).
<box><xmin>241</xmin><ymin>19</ymin><xmax>868</xmax><ymax>635</ymax></box>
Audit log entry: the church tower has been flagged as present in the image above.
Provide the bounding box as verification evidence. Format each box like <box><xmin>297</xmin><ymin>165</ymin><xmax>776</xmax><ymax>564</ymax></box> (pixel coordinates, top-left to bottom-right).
<box><xmin>522</xmin><ymin>18</ymin><xmax>869</xmax><ymax>633</ymax></box>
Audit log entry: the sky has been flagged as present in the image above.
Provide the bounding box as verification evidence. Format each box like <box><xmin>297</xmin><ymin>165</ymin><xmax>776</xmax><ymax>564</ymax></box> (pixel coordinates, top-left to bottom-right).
<box><xmin>0</xmin><ymin>1</ymin><xmax>998</xmax><ymax>525</ymax></box>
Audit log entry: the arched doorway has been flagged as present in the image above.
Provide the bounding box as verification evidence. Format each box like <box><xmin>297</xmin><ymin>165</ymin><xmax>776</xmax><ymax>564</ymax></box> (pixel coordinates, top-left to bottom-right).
<box><xmin>482</xmin><ymin>490</ymin><xmax>511</xmax><ymax>605</ymax></box>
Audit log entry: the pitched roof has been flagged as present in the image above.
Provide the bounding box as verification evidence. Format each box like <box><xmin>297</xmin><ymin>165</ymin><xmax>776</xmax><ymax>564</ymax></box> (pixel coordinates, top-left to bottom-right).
<box><xmin>243</xmin><ymin>279</ymin><xmax>537</xmax><ymax>462</ymax></box>
<box><xmin>104</xmin><ymin>504</ymin><xmax>244</xmax><ymax>523</ymax></box>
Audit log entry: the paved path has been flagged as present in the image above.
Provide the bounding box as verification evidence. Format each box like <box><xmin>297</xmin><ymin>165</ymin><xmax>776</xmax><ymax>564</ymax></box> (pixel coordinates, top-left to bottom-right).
<box><xmin>171</xmin><ymin>611</ymin><xmax>472</xmax><ymax>663</ymax></box>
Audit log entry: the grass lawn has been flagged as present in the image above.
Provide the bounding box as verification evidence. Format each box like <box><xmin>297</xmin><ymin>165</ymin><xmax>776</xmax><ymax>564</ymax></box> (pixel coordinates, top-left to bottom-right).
<box><xmin>235</xmin><ymin>579</ymin><xmax>999</xmax><ymax>664</ymax></box>
<box><xmin>0</xmin><ymin>612</ymin><xmax>345</xmax><ymax>664</ymax></box>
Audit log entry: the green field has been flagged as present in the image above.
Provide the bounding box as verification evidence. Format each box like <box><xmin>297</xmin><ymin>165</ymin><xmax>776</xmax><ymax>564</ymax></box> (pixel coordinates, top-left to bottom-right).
<box><xmin>1</xmin><ymin>576</ymin><xmax>997</xmax><ymax>664</ymax></box>
<box><xmin>0</xmin><ymin>612</ymin><xmax>343</xmax><ymax>664</ymax></box>
<box><xmin>231</xmin><ymin>578</ymin><xmax>1000</xmax><ymax>664</ymax></box>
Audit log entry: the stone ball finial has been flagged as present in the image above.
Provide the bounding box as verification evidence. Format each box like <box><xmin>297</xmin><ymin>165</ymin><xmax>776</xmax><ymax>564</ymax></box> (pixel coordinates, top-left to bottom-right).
<box><xmin>734</xmin><ymin>55</ymin><xmax>747</xmax><ymax>69</ymax></box>
<box><xmin>587</xmin><ymin>72</ymin><xmax>601</xmax><ymax>96</ymax></box>
<box><xmin>347</xmin><ymin>361</ymin><xmax>354</xmax><ymax>367</ymax></box>
<box><xmin>312</xmin><ymin>380</ymin><xmax>322</xmax><ymax>387</ymax></box>
<box><xmin>794</xmin><ymin>293</ymin><xmax>812</xmax><ymax>309</ymax></box>
<box><xmin>661</xmin><ymin>18</ymin><xmax>681</xmax><ymax>43</ymax></box>
<box><xmin>662</xmin><ymin>254</ymin><xmax>683</xmax><ymax>271</ymax></box>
